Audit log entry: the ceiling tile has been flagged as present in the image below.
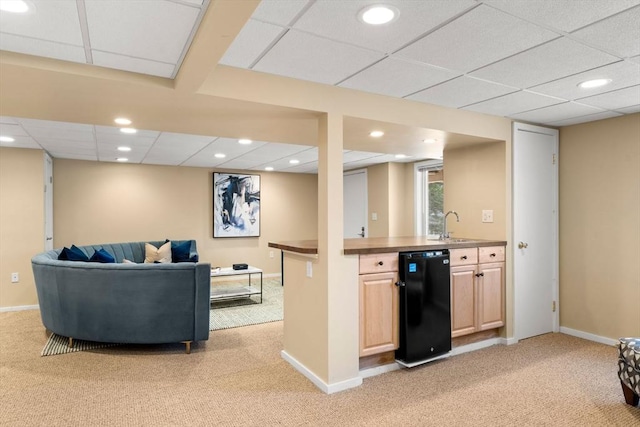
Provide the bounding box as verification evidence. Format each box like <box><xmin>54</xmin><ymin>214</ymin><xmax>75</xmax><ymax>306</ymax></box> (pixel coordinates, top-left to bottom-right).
<box><xmin>630</xmin><ymin>55</ymin><xmax>640</xmax><ymax>64</ymax></box>
<box><xmin>0</xmin><ymin>117</ymin><xmax>19</xmax><ymax>125</ymax></box>
<box><xmin>142</xmin><ymin>132</ymin><xmax>214</xmax><ymax>165</ymax></box>
<box><xmin>0</xmin><ymin>139</ymin><xmax>41</xmax><ymax>150</ymax></box>
<box><xmin>0</xmin><ymin>0</ymin><xmax>83</xmax><ymax>44</ymax></box>
<box><xmin>343</xmin><ymin>151</ymin><xmax>386</xmax><ymax>163</ymax></box>
<box><xmin>576</xmin><ymin>85</ymin><xmax>640</xmax><ymax>110</ymax></box>
<box><xmin>547</xmin><ymin>111</ymin><xmax>623</xmax><ymax>127</ymax></box>
<box><xmin>219</xmin><ymin>19</ymin><xmax>285</xmax><ymax>68</ymax></box>
<box><xmin>529</xmin><ymin>61</ymin><xmax>640</xmax><ymax>100</ymax></box>
<box><xmin>293</xmin><ymin>0</ymin><xmax>476</xmax><ymax>54</ymax></box>
<box><xmin>463</xmin><ymin>90</ymin><xmax>564</xmax><ymax>117</ymax></box>
<box><xmin>253</xmin><ymin>30</ymin><xmax>384</xmax><ymax>85</ymax></box>
<box><xmin>509</xmin><ymin>102</ymin><xmax>606</xmax><ymax>124</ymax></box>
<box><xmin>255</xmin><ymin>147</ymin><xmax>318</xmax><ymax>170</ymax></box>
<box><xmin>407</xmin><ymin>76</ymin><xmax>518</xmax><ymax>108</ymax></box>
<box><xmin>0</xmin><ymin>123</ymin><xmax>29</xmax><ymax>137</ymax></box>
<box><xmin>483</xmin><ymin>0</ymin><xmax>640</xmax><ymax>33</ymax></box>
<box><xmin>470</xmin><ymin>37</ymin><xmax>620</xmax><ymax>88</ymax></box>
<box><xmin>395</xmin><ymin>5</ymin><xmax>559</xmax><ymax>72</ymax></box>
<box><xmin>27</xmin><ymin>128</ymin><xmax>94</xmax><ymax>143</ymax></box>
<box><xmin>339</xmin><ymin>57</ymin><xmax>460</xmax><ymax>97</ymax></box>
<box><xmin>178</xmin><ymin>0</ymin><xmax>205</xmax><ymax>5</ymax></box>
<box><xmin>252</xmin><ymin>0</ymin><xmax>310</xmax><ymax>26</ymax></box>
<box><xmin>182</xmin><ymin>137</ymin><xmax>269</xmax><ymax>167</ymax></box>
<box><xmin>85</xmin><ymin>0</ymin><xmax>200</xmax><ymax>64</ymax></box>
<box><xmin>615</xmin><ymin>105</ymin><xmax>640</xmax><ymax>114</ymax></box>
<box><xmin>94</xmin><ymin>125</ymin><xmax>159</xmax><ymax>138</ymax></box>
<box><xmin>17</xmin><ymin>118</ymin><xmax>93</xmax><ymax>131</ymax></box>
<box><xmin>91</xmin><ymin>51</ymin><xmax>176</xmax><ymax>78</ymax></box>
<box><xmin>0</xmin><ymin>33</ymin><xmax>87</xmax><ymax>63</ymax></box>
<box><xmin>570</xmin><ymin>6</ymin><xmax>640</xmax><ymax>58</ymax></box>
<box><xmin>49</xmin><ymin>152</ymin><xmax>98</xmax><ymax>161</ymax></box>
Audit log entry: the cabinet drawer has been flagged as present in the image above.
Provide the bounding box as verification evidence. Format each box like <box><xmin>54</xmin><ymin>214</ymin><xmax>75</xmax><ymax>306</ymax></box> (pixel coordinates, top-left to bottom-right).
<box><xmin>479</xmin><ymin>246</ymin><xmax>505</xmax><ymax>263</ymax></box>
<box><xmin>359</xmin><ymin>253</ymin><xmax>398</xmax><ymax>274</ymax></box>
<box><xmin>449</xmin><ymin>248</ymin><xmax>478</xmax><ymax>266</ymax></box>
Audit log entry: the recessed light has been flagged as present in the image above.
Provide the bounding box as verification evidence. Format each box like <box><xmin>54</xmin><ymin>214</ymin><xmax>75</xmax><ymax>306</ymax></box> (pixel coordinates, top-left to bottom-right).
<box><xmin>289</xmin><ymin>159</ymin><xmax>300</xmax><ymax>164</ymax></box>
<box><xmin>395</xmin><ymin>154</ymin><xmax>408</xmax><ymax>159</ymax></box>
<box><xmin>265</xmin><ymin>166</ymin><xmax>274</xmax><ymax>171</ymax></box>
<box><xmin>214</xmin><ymin>153</ymin><xmax>226</xmax><ymax>159</ymax></box>
<box><xmin>358</xmin><ymin>4</ymin><xmax>398</xmax><ymax>25</ymax></box>
<box><xmin>423</xmin><ymin>138</ymin><xmax>437</xmax><ymax>144</ymax></box>
<box><xmin>117</xmin><ymin>146</ymin><xmax>131</xmax><ymax>152</ymax></box>
<box><xmin>0</xmin><ymin>0</ymin><xmax>31</xmax><ymax>13</ymax></box>
<box><xmin>370</xmin><ymin>130</ymin><xmax>384</xmax><ymax>137</ymax></box>
<box><xmin>578</xmin><ymin>78</ymin><xmax>612</xmax><ymax>89</ymax></box>
<box><xmin>116</xmin><ymin>158</ymin><xmax>128</xmax><ymax>162</ymax></box>
<box><xmin>0</xmin><ymin>136</ymin><xmax>16</xmax><ymax>143</ymax></box>
<box><xmin>120</xmin><ymin>128</ymin><xmax>137</xmax><ymax>134</ymax></box>
<box><xmin>238</xmin><ymin>139</ymin><xmax>252</xmax><ymax>145</ymax></box>
<box><xmin>114</xmin><ymin>117</ymin><xmax>132</xmax><ymax>126</ymax></box>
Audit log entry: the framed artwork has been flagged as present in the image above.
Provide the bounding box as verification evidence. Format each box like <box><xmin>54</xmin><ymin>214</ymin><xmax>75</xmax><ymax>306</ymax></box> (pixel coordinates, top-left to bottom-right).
<box><xmin>213</xmin><ymin>173</ymin><xmax>260</xmax><ymax>238</ymax></box>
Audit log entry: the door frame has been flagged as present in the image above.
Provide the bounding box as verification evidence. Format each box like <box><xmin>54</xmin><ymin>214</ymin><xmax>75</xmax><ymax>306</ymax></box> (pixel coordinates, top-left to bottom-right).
<box><xmin>512</xmin><ymin>122</ymin><xmax>559</xmax><ymax>340</ymax></box>
<box><xmin>44</xmin><ymin>152</ymin><xmax>53</xmax><ymax>251</ymax></box>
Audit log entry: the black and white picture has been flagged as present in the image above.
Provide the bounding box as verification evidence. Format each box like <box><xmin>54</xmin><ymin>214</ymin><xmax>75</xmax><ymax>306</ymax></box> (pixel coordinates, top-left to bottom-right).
<box><xmin>213</xmin><ymin>173</ymin><xmax>260</xmax><ymax>238</ymax></box>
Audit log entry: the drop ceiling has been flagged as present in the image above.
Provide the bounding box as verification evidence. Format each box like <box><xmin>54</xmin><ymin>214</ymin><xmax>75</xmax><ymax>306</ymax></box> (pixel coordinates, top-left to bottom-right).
<box><xmin>0</xmin><ymin>0</ymin><xmax>639</xmax><ymax>171</ymax></box>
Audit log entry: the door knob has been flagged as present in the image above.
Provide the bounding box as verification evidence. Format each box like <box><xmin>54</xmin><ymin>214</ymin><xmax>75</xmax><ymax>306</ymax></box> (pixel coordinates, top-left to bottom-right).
<box><xmin>518</xmin><ymin>241</ymin><xmax>529</xmax><ymax>249</ymax></box>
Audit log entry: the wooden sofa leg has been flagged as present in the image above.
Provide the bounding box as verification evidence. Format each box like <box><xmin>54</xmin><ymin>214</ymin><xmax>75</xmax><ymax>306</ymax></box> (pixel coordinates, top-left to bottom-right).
<box><xmin>182</xmin><ymin>341</ymin><xmax>191</xmax><ymax>354</ymax></box>
<box><xmin>621</xmin><ymin>381</ymin><xmax>639</xmax><ymax>406</ymax></box>
<box><xmin>68</xmin><ymin>337</ymin><xmax>74</xmax><ymax>348</ymax></box>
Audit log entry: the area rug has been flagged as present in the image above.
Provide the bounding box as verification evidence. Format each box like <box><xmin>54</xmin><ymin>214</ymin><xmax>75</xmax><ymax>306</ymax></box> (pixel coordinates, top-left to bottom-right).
<box><xmin>209</xmin><ymin>277</ymin><xmax>283</xmax><ymax>330</ymax></box>
<box><xmin>41</xmin><ymin>278</ymin><xmax>283</xmax><ymax>356</ymax></box>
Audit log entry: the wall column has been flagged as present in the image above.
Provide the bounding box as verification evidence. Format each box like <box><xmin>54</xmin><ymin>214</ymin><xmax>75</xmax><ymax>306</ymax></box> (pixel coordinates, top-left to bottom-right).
<box><xmin>317</xmin><ymin>113</ymin><xmax>361</xmax><ymax>391</ymax></box>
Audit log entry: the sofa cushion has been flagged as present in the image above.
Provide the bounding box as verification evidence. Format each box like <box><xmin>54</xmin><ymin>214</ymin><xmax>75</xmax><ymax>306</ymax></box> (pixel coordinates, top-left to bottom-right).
<box><xmin>144</xmin><ymin>242</ymin><xmax>172</xmax><ymax>263</ymax></box>
<box><xmin>89</xmin><ymin>248</ymin><xmax>116</xmax><ymax>263</ymax></box>
<box><xmin>171</xmin><ymin>240</ymin><xmax>197</xmax><ymax>263</ymax></box>
<box><xmin>58</xmin><ymin>245</ymin><xmax>89</xmax><ymax>262</ymax></box>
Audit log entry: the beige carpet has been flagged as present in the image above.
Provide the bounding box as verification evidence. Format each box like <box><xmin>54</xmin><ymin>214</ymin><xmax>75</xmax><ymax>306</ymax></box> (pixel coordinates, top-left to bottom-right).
<box><xmin>1</xmin><ymin>309</ymin><xmax>638</xmax><ymax>426</ymax></box>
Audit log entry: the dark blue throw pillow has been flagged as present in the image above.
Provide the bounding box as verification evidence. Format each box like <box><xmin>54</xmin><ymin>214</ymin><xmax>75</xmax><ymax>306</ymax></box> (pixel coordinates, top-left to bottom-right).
<box><xmin>58</xmin><ymin>245</ymin><xmax>89</xmax><ymax>262</ymax></box>
<box><xmin>89</xmin><ymin>248</ymin><xmax>115</xmax><ymax>263</ymax></box>
<box><xmin>171</xmin><ymin>240</ymin><xmax>197</xmax><ymax>263</ymax></box>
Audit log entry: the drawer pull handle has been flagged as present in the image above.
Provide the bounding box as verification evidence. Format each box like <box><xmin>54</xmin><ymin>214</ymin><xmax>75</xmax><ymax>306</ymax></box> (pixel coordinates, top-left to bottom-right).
<box><xmin>475</xmin><ymin>272</ymin><xmax>485</xmax><ymax>277</ymax></box>
<box><xmin>490</xmin><ymin>253</ymin><xmax>496</xmax><ymax>257</ymax></box>
<box><xmin>461</xmin><ymin>255</ymin><xmax>467</xmax><ymax>260</ymax></box>
<box><xmin>377</xmin><ymin>261</ymin><xmax>384</xmax><ymax>266</ymax></box>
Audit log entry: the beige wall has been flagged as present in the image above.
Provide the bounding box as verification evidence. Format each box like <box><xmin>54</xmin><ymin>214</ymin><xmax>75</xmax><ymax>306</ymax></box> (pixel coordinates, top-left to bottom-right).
<box><xmin>366</xmin><ymin>162</ymin><xmax>414</xmax><ymax>238</ymax></box>
<box><xmin>0</xmin><ymin>148</ymin><xmax>44</xmax><ymax>308</ymax></box>
<box><xmin>367</xmin><ymin>163</ymin><xmax>390</xmax><ymax>237</ymax></box>
<box><xmin>53</xmin><ymin>159</ymin><xmax>318</xmax><ymax>275</ymax></box>
<box><xmin>559</xmin><ymin>113</ymin><xmax>640</xmax><ymax>339</ymax></box>
<box><xmin>443</xmin><ymin>141</ymin><xmax>507</xmax><ymax>240</ymax></box>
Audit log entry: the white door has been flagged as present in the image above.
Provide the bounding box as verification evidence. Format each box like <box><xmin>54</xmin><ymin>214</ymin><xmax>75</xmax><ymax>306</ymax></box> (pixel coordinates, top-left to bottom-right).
<box><xmin>344</xmin><ymin>169</ymin><xmax>367</xmax><ymax>238</ymax></box>
<box><xmin>44</xmin><ymin>153</ymin><xmax>53</xmax><ymax>250</ymax></box>
<box><xmin>513</xmin><ymin>122</ymin><xmax>559</xmax><ymax>340</ymax></box>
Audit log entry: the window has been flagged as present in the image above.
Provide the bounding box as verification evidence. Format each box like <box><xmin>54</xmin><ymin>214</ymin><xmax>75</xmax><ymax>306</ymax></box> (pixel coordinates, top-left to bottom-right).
<box><xmin>415</xmin><ymin>160</ymin><xmax>444</xmax><ymax>238</ymax></box>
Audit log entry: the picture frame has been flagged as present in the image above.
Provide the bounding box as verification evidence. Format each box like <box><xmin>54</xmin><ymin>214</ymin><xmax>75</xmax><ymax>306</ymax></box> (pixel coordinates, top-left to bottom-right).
<box><xmin>213</xmin><ymin>172</ymin><xmax>261</xmax><ymax>238</ymax></box>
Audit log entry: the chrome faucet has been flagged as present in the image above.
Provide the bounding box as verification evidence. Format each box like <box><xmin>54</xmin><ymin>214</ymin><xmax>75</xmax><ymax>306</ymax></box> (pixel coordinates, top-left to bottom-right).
<box><xmin>440</xmin><ymin>210</ymin><xmax>459</xmax><ymax>240</ymax></box>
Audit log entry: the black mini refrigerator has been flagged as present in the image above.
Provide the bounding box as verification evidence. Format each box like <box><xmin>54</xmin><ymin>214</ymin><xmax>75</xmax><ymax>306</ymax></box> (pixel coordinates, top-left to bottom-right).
<box><xmin>396</xmin><ymin>250</ymin><xmax>451</xmax><ymax>367</ymax></box>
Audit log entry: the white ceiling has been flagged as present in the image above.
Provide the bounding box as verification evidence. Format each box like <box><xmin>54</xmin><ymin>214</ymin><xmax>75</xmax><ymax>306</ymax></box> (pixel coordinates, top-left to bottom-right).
<box><xmin>1</xmin><ymin>0</ymin><xmax>639</xmax><ymax>171</ymax></box>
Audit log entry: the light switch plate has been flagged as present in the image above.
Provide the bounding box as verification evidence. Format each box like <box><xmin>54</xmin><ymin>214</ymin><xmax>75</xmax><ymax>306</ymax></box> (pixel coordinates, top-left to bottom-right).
<box><xmin>306</xmin><ymin>261</ymin><xmax>312</xmax><ymax>278</ymax></box>
<box><xmin>482</xmin><ymin>210</ymin><xmax>494</xmax><ymax>223</ymax></box>
<box><xmin>371</xmin><ymin>212</ymin><xmax>378</xmax><ymax>221</ymax></box>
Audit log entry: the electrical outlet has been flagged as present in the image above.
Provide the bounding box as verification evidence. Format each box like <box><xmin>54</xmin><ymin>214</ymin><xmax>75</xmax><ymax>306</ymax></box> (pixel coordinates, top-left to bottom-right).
<box><xmin>11</xmin><ymin>272</ymin><xmax>19</xmax><ymax>283</ymax></box>
<box><xmin>269</xmin><ymin>250</ymin><xmax>274</xmax><ymax>259</ymax></box>
<box><xmin>482</xmin><ymin>210</ymin><xmax>494</xmax><ymax>223</ymax></box>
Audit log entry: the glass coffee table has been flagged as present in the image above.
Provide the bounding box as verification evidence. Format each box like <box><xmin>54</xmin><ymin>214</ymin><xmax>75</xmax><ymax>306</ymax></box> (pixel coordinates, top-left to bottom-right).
<box><xmin>210</xmin><ymin>266</ymin><xmax>263</xmax><ymax>304</ymax></box>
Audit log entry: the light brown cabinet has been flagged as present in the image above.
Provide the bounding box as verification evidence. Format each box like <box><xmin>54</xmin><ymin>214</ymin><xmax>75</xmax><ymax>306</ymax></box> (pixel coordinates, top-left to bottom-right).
<box><xmin>450</xmin><ymin>246</ymin><xmax>505</xmax><ymax>338</ymax></box>
<box><xmin>359</xmin><ymin>253</ymin><xmax>399</xmax><ymax>357</ymax></box>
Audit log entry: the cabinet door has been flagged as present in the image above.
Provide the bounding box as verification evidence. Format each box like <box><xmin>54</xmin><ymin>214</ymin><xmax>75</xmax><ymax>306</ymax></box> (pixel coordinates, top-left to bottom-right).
<box><xmin>478</xmin><ymin>262</ymin><xmax>505</xmax><ymax>331</ymax></box>
<box><xmin>450</xmin><ymin>264</ymin><xmax>477</xmax><ymax>338</ymax></box>
<box><xmin>359</xmin><ymin>272</ymin><xmax>399</xmax><ymax>357</ymax></box>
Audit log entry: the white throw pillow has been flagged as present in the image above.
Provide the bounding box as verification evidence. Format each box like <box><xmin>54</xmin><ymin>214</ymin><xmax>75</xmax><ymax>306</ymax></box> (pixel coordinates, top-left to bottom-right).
<box><xmin>122</xmin><ymin>258</ymin><xmax>135</xmax><ymax>264</ymax></box>
<box><xmin>144</xmin><ymin>242</ymin><xmax>172</xmax><ymax>263</ymax></box>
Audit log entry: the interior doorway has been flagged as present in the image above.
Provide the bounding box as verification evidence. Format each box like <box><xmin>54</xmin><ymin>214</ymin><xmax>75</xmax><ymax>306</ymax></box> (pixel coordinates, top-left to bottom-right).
<box><xmin>513</xmin><ymin>122</ymin><xmax>559</xmax><ymax>340</ymax></box>
<box><xmin>344</xmin><ymin>169</ymin><xmax>368</xmax><ymax>238</ymax></box>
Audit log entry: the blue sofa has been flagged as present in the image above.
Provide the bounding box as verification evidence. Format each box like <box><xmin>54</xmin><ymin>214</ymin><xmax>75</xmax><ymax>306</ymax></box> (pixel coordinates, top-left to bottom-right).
<box><xmin>31</xmin><ymin>240</ymin><xmax>210</xmax><ymax>353</ymax></box>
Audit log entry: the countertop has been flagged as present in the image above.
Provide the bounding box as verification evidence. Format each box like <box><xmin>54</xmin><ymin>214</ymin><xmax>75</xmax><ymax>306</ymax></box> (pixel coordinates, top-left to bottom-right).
<box><xmin>268</xmin><ymin>236</ymin><xmax>507</xmax><ymax>255</ymax></box>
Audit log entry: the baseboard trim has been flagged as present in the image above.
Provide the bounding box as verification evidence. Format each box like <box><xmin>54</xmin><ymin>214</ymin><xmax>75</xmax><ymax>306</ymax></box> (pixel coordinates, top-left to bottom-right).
<box><xmin>280</xmin><ymin>350</ymin><xmax>362</xmax><ymax>394</ymax></box>
<box><xmin>360</xmin><ymin>361</ymin><xmax>401</xmax><ymax>379</ymax></box>
<box><xmin>559</xmin><ymin>327</ymin><xmax>618</xmax><ymax>346</ymax></box>
<box><xmin>502</xmin><ymin>337</ymin><xmax>519</xmax><ymax>346</ymax></box>
<box><xmin>451</xmin><ymin>337</ymin><xmax>502</xmax><ymax>356</ymax></box>
<box><xmin>0</xmin><ymin>304</ymin><xmax>39</xmax><ymax>313</ymax></box>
